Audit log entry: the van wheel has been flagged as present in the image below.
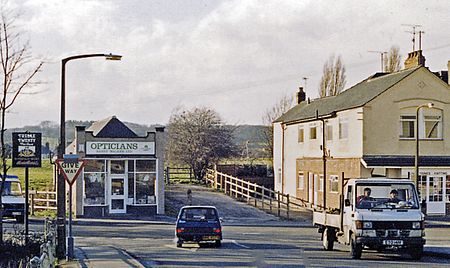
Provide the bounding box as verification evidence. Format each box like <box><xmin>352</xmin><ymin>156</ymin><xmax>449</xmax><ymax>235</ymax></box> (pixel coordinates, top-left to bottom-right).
<box><xmin>16</xmin><ymin>216</ymin><xmax>24</xmax><ymax>224</ymax></box>
<box><xmin>176</xmin><ymin>241</ymin><xmax>183</xmax><ymax>248</ymax></box>
<box><xmin>215</xmin><ymin>240</ymin><xmax>221</xmax><ymax>248</ymax></box>
<box><xmin>409</xmin><ymin>245</ymin><xmax>423</xmax><ymax>260</ymax></box>
<box><xmin>350</xmin><ymin>234</ymin><xmax>362</xmax><ymax>259</ymax></box>
<box><xmin>322</xmin><ymin>228</ymin><xmax>335</xmax><ymax>251</ymax></box>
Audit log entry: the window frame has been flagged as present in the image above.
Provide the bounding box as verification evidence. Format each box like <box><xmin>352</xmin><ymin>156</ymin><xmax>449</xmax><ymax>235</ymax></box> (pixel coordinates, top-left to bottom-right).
<box><xmin>330</xmin><ymin>175</ymin><xmax>339</xmax><ymax>193</ymax></box>
<box><xmin>309</xmin><ymin>124</ymin><xmax>317</xmax><ymax>140</ymax></box>
<box><xmin>339</xmin><ymin>117</ymin><xmax>348</xmax><ymax>140</ymax></box>
<box><xmin>297</xmin><ymin>172</ymin><xmax>304</xmax><ymax>190</ymax></box>
<box><xmin>298</xmin><ymin>127</ymin><xmax>304</xmax><ymax>143</ymax></box>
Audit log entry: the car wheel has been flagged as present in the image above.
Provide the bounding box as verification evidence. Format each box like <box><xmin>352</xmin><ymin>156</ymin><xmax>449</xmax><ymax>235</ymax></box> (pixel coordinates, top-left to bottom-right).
<box><xmin>176</xmin><ymin>240</ymin><xmax>183</xmax><ymax>248</ymax></box>
<box><xmin>215</xmin><ymin>240</ymin><xmax>222</xmax><ymax>248</ymax></box>
<box><xmin>350</xmin><ymin>233</ymin><xmax>362</xmax><ymax>259</ymax></box>
<box><xmin>322</xmin><ymin>228</ymin><xmax>335</xmax><ymax>251</ymax></box>
<box><xmin>409</xmin><ymin>245</ymin><xmax>423</xmax><ymax>260</ymax></box>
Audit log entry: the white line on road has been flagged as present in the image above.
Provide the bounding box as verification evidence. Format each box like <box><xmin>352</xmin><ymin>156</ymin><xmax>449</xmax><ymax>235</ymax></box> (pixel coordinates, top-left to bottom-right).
<box><xmin>228</xmin><ymin>239</ymin><xmax>251</xmax><ymax>249</ymax></box>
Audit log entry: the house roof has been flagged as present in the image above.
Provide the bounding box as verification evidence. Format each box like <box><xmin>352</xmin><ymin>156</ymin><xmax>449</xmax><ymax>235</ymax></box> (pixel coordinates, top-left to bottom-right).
<box><xmin>87</xmin><ymin>116</ymin><xmax>138</xmax><ymax>138</ymax></box>
<box><xmin>275</xmin><ymin>67</ymin><xmax>421</xmax><ymax>124</ymax></box>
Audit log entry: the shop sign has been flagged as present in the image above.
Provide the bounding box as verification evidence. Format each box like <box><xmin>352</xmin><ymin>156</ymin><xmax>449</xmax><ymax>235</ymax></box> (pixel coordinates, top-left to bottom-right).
<box><xmin>86</xmin><ymin>141</ymin><xmax>155</xmax><ymax>155</ymax></box>
<box><xmin>12</xmin><ymin>132</ymin><xmax>42</xmax><ymax>167</ymax></box>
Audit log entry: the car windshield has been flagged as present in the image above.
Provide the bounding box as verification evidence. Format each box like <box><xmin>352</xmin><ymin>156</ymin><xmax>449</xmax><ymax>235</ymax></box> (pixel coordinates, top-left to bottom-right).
<box><xmin>180</xmin><ymin>208</ymin><xmax>218</xmax><ymax>221</ymax></box>
<box><xmin>1</xmin><ymin>181</ymin><xmax>23</xmax><ymax>197</ymax></box>
<box><xmin>356</xmin><ymin>183</ymin><xmax>419</xmax><ymax>209</ymax></box>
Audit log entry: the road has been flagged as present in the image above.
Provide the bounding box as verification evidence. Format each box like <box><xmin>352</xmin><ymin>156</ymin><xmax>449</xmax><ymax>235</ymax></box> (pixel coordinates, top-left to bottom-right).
<box><xmin>6</xmin><ymin>219</ymin><xmax>449</xmax><ymax>268</ymax></box>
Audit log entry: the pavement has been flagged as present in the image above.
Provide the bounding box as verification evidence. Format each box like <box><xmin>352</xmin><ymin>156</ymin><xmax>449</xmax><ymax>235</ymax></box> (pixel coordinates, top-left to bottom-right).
<box><xmin>57</xmin><ymin>217</ymin><xmax>450</xmax><ymax>268</ymax></box>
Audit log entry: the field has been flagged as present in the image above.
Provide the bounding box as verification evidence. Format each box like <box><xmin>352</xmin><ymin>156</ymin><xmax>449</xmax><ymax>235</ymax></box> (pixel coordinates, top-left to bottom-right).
<box><xmin>7</xmin><ymin>159</ymin><xmax>54</xmax><ymax>191</ymax></box>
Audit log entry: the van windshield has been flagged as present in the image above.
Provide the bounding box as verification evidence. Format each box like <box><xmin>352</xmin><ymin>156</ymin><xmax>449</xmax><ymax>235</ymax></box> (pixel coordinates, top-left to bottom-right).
<box><xmin>1</xmin><ymin>181</ymin><xmax>23</xmax><ymax>197</ymax></box>
<box><xmin>180</xmin><ymin>208</ymin><xmax>218</xmax><ymax>221</ymax></box>
<box><xmin>356</xmin><ymin>183</ymin><xmax>419</xmax><ymax>209</ymax></box>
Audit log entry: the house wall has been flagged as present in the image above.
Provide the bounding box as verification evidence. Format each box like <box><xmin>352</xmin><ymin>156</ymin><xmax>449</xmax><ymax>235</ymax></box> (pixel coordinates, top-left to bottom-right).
<box><xmin>273</xmin><ymin>122</ymin><xmax>283</xmax><ymax>193</ymax></box>
<box><xmin>364</xmin><ymin>67</ymin><xmax>450</xmax><ymax>156</ymax></box>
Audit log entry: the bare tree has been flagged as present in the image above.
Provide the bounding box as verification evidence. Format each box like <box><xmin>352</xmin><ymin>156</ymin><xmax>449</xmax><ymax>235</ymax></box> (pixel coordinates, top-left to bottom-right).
<box><xmin>167</xmin><ymin>107</ymin><xmax>236</xmax><ymax>182</ymax></box>
<box><xmin>318</xmin><ymin>55</ymin><xmax>346</xmax><ymax>97</ymax></box>
<box><xmin>384</xmin><ymin>46</ymin><xmax>402</xmax><ymax>73</ymax></box>
<box><xmin>261</xmin><ymin>94</ymin><xmax>294</xmax><ymax>157</ymax></box>
<box><xmin>0</xmin><ymin>5</ymin><xmax>44</xmax><ymax>243</ymax></box>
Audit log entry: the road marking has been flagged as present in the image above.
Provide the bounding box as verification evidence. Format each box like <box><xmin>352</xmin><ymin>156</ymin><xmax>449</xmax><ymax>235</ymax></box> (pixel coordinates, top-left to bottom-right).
<box><xmin>228</xmin><ymin>239</ymin><xmax>251</xmax><ymax>249</ymax></box>
<box><xmin>242</xmin><ymin>233</ymin><xmax>261</xmax><ymax>235</ymax></box>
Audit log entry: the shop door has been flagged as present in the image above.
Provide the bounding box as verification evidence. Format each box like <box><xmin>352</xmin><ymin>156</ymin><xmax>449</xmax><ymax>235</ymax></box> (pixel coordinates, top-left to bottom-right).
<box><xmin>110</xmin><ymin>176</ymin><xmax>127</xmax><ymax>213</ymax></box>
<box><xmin>426</xmin><ymin>175</ymin><xmax>446</xmax><ymax>215</ymax></box>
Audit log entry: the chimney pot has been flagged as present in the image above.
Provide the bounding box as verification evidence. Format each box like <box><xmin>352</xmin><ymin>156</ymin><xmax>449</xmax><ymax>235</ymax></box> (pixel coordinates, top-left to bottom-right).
<box><xmin>404</xmin><ymin>50</ymin><xmax>426</xmax><ymax>69</ymax></box>
<box><xmin>296</xmin><ymin>86</ymin><xmax>306</xmax><ymax>104</ymax></box>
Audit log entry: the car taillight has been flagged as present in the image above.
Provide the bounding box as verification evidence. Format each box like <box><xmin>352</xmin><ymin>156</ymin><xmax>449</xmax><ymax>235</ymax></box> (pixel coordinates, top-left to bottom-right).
<box><xmin>176</xmin><ymin>228</ymin><xmax>184</xmax><ymax>233</ymax></box>
<box><xmin>213</xmin><ymin>228</ymin><xmax>221</xmax><ymax>233</ymax></box>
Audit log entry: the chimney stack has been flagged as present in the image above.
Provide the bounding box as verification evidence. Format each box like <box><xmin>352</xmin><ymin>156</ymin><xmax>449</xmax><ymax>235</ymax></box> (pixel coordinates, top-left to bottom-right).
<box><xmin>296</xmin><ymin>87</ymin><xmax>306</xmax><ymax>104</ymax></box>
<box><xmin>404</xmin><ymin>50</ymin><xmax>426</xmax><ymax>69</ymax></box>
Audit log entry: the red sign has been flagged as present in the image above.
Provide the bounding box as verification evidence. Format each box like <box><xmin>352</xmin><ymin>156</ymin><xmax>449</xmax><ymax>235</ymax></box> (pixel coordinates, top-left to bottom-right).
<box><xmin>56</xmin><ymin>159</ymin><xmax>85</xmax><ymax>186</ymax></box>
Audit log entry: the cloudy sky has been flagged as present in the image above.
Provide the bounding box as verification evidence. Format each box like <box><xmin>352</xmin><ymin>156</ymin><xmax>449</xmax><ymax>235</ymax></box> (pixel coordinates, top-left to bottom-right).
<box><xmin>5</xmin><ymin>0</ymin><xmax>450</xmax><ymax>128</ymax></box>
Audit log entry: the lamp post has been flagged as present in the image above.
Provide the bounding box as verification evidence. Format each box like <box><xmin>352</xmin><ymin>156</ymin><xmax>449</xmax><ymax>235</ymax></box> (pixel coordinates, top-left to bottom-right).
<box><xmin>57</xmin><ymin>53</ymin><xmax>121</xmax><ymax>259</ymax></box>
<box><xmin>414</xmin><ymin>102</ymin><xmax>434</xmax><ymax>188</ymax></box>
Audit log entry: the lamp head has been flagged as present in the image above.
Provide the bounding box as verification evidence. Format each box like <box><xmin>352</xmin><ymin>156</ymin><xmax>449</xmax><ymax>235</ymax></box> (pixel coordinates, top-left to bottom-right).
<box><xmin>105</xmin><ymin>53</ymin><xmax>122</xmax><ymax>61</ymax></box>
<box><xmin>427</xmin><ymin>102</ymin><xmax>434</xmax><ymax>108</ymax></box>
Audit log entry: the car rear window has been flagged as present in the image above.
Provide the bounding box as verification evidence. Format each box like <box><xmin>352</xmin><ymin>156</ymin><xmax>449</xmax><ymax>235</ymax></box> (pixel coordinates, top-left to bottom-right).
<box><xmin>180</xmin><ymin>208</ymin><xmax>218</xmax><ymax>221</ymax></box>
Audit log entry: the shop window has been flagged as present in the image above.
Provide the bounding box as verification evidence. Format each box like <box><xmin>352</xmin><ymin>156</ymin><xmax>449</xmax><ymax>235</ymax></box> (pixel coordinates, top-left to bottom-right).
<box><xmin>446</xmin><ymin>175</ymin><xmax>450</xmax><ymax>202</ymax></box>
<box><xmin>83</xmin><ymin>173</ymin><xmax>106</xmax><ymax>205</ymax></box>
<box><xmin>111</xmin><ymin>160</ymin><xmax>125</xmax><ymax>174</ymax></box>
<box><xmin>418</xmin><ymin>175</ymin><xmax>427</xmax><ymax>202</ymax></box>
<box><xmin>330</xmin><ymin>175</ymin><xmax>339</xmax><ymax>193</ymax></box>
<box><xmin>136</xmin><ymin>173</ymin><xmax>156</xmax><ymax>204</ymax></box>
<box><xmin>84</xmin><ymin>160</ymin><xmax>106</xmax><ymax>173</ymax></box>
<box><xmin>136</xmin><ymin>160</ymin><xmax>156</xmax><ymax>172</ymax></box>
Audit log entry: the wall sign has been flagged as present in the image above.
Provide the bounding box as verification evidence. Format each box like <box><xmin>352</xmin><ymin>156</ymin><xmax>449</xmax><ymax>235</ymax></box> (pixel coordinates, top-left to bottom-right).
<box><xmin>86</xmin><ymin>141</ymin><xmax>155</xmax><ymax>155</ymax></box>
<box><xmin>12</xmin><ymin>132</ymin><xmax>42</xmax><ymax>167</ymax></box>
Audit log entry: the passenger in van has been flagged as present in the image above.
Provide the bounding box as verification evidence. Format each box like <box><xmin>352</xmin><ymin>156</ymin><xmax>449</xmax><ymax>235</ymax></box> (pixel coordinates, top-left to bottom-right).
<box><xmin>388</xmin><ymin>189</ymin><xmax>400</xmax><ymax>203</ymax></box>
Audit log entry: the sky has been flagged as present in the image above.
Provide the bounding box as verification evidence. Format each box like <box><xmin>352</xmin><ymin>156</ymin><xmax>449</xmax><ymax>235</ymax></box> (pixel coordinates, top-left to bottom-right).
<box><xmin>4</xmin><ymin>0</ymin><xmax>450</xmax><ymax>128</ymax></box>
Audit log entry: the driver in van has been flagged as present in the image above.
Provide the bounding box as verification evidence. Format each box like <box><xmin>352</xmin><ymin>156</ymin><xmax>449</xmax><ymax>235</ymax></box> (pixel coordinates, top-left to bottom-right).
<box><xmin>388</xmin><ymin>189</ymin><xmax>400</xmax><ymax>203</ymax></box>
<box><xmin>357</xmin><ymin>187</ymin><xmax>374</xmax><ymax>205</ymax></box>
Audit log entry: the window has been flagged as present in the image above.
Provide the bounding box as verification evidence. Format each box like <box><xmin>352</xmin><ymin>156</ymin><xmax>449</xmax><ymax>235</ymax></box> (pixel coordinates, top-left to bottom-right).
<box><xmin>128</xmin><ymin>160</ymin><xmax>135</xmax><ymax>199</ymax></box>
<box><xmin>134</xmin><ymin>159</ymin><xmax>157</xmax><ymax>204</ymax></box>
<box><xmin>399</xmin><ymin>115</ymin><xmax>415</xmax><ymax>138</ymax></box>
<box><xmin>297</xmin><ymin>172</ymin><xmax>304</xmax><ymax>190</ymax></box>
<box><xmin>319</xmin><ymin>175</ymin><xmax>324</xmax><ymax>192</ymax></box>
<box><xmin>424</xmin><ymin>115</ymin><xmax>442</xmax><ymax>139</ymax></box>
<box><xmin>298</xmin><ymin>127</ymin><xmax>304</xmax><ymax>143</ymax></box>
<box><xmin>278</xmin><ymin>168</ymin><xmax>282</xmax><ymax>183</ymax></box>
<box><xmin>83</xmin><ymin>160</ymin><xmax>107</xmax><ymax>205</ymax></box>
<box><xmin>326</xmin><ymin>124</ymin><xmax>333</xmax><ymax>141</ymax></box>
<box><xmin>330</xmin><ymin>175</ymin><xmax>339</xmax><ymax>193</ymax></box>
<box><xmin>339</xmin><ymin>118</ymin><xmax>348</xmax><ymax>139</ymax></box>
<box><xmin>310</xmin><ymin>125</ymin><xmax>317</xmax><ymax>140</ymax></box>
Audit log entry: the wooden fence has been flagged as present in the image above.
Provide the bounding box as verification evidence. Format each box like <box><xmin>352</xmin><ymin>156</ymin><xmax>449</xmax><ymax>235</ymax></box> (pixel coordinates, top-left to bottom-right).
<box><xmin>164</xmin><ymin>167</ymin><xmax>194</xmax><ymax>184</ymax></box>
<box><xmin>29</xmin><ymin>190</ymin><xmax>57</xmax><ymax>215</ymax></box>
<box><xmin>205</xmin><ymin>168</ymin><xmax>311</xmax><ymax>220</ymax></box>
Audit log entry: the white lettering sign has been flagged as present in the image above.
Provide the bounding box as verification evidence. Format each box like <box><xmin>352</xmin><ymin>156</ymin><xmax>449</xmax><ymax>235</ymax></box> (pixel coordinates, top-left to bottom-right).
<box><xmin>86</xmin><ymin>142</ymin><xmax>155</xmax><ymax>155</ymax></box>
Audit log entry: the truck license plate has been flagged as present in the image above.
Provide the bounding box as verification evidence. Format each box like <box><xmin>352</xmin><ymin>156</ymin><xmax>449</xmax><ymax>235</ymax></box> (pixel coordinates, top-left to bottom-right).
<box><xmin>203</xmin><ymin>235</ymin><xmax>219</xmax><ymax>241</ymax></box>
<box><xmin>12</xmin><ymin>212</ymin><xmax>22</xmax><ymax>216</ymax></box>
<box><xmin>383</xmin><ymin>240</ymin><xmax>403</xmax><ymax>246</ymax></box>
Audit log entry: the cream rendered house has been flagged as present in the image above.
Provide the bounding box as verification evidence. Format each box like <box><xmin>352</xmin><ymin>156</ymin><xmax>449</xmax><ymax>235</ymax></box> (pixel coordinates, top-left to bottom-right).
<box><xmin>273</xmin><ymin>51</ymin><xmax>450</xmax><ymax>215</ymax></box>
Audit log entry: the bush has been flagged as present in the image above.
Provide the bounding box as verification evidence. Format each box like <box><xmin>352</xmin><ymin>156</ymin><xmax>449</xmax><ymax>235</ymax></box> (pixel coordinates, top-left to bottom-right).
<box><xmin>0</xmin><ymin>226</ymin><xmax>44</xmax><ymax>267</ymax></box>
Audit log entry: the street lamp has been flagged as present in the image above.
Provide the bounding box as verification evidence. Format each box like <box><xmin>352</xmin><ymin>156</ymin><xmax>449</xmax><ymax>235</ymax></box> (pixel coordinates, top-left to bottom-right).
<box><xmin>57</xmin><ymin>53</ymin><xmax>121</xmax><ymax>259</ymax></box>
<box><xmin>414</xmin><ymin>102</ymin><xmax>434</xmax><ymax>188</ymax></box>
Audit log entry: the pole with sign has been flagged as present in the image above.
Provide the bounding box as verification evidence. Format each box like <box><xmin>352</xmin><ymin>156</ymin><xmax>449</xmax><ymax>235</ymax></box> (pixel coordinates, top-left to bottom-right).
<box><xmin>55</xmin><ymin>155</ymin><xmax>85</xmax><ymax>260</ymax></box>
<box><xmin>12</xmin><ymin>132</ymin><xmax>42</xmax><ymax>245</ymax></box>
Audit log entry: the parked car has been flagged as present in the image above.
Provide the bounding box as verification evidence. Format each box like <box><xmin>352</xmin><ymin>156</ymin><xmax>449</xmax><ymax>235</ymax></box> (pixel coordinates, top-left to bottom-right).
<box><xmin>1</xmin><ymin>175</ymin><xmax>25</xmax><ymax>223</ymax></box>
<box><xmin>175</xmin><ymin>206</ymin><xmax>222</xmax><ymax>248</ymax></box>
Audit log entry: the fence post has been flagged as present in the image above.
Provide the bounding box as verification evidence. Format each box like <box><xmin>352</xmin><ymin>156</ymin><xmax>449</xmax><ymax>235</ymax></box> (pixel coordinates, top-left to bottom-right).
<box><xmin>269</xmin><ymin>194</ymin><xmax>272</xmax><ymax>212</ymax></box>
<box><xmin>254</xmin><ymin>184</ymin><xmax>257</xmax><ymax>207</ymax></box>
<box><xmin>46</xmin><ymin>191</ymin><xmax>50</xmax><ymax>209</ymax></box>
<box><xmin>286</xmin><ymin>194</ymin><xmax>290</xmax><ymax>220</ymax></box>
<box><xmin>30</xmin><ymin>192</ymin><xmax>35</xmax><ymax>216</ymax></box>
<box><xmin>166</xmin><ymin>167</ymin><xmax>170</xmax><ymax>185</ymax></box>
<box><xmin>214</xmin><ymin>165</ymin><xmax>218</xmax><ymax>189</ymax></box>
<box><xmin>246</xmin><ymin>182</ymin><xmax>250</xmax><ymax>204</ymax></box>
<box><xmin>261</xmin><ymin>186</ymin><xmax>265</xmax><ymax>210</ymax></box>
<box><xmin>277</xmin><ymin>191</ymin><xmax>281</xmax><ymax>217</ymax></box>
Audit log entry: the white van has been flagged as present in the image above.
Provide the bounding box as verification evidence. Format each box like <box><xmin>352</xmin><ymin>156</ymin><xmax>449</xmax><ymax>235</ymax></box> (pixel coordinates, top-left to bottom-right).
<box><xmin>1</xmin><ymin>175</ymin><xmax>25</xmax><ymax>223</ymax></box>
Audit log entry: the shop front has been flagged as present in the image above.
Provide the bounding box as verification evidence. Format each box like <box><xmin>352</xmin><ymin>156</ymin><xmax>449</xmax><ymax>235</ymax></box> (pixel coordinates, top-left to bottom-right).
<box><xmin>69</xmin><ymin>116</ymin><xmax>165</xmax><ymax>218</ymax></box>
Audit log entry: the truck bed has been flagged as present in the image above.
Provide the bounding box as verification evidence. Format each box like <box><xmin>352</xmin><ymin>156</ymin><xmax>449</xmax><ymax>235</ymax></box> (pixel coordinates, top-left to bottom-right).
<box><xmin>313</xmin><ymin>211</ymin><xmax>341</xmax><ymax>229</ymax></box>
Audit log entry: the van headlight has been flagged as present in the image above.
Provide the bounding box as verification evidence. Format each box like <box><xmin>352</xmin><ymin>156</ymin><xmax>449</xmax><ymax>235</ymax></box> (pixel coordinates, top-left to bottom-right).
<box><xmin>356</xmin><ymin>221</ymin><xmax>372</xmax><ymax>229</ymax></box>
<box><xmin>412</xmin><ymin>221</ymin><xmax>422</xmax><ymax>229</ymax></box>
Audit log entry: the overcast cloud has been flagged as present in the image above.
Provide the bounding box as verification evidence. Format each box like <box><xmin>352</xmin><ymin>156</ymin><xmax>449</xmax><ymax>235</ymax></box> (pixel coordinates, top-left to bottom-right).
<box><xmin>5</xmin><ymin>0</ymin><xmax>450</xmax><ymax>127</ymax></box>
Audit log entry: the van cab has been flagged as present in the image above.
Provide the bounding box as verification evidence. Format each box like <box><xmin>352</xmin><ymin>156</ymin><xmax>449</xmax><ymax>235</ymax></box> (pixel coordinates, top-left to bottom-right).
<box><xmin>1</xmin><ymin>175</ymin><xmax>25</xmax><ymax>223</ymax></box>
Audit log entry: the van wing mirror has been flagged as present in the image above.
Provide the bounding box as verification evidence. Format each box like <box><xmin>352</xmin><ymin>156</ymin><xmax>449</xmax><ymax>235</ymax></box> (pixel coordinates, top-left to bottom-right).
<box><xmin>344</xmin><ymin>199</ymin><xmax>351</xmax><ymax>207</ymax></box>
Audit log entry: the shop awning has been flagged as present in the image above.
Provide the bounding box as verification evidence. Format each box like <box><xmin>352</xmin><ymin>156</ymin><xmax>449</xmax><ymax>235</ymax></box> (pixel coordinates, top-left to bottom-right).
<box><xmin>362</xmin><ymin>155</ymin><xmax>450</xmax><ymax>168</ymax></box>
